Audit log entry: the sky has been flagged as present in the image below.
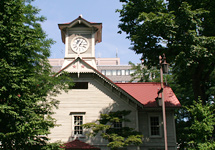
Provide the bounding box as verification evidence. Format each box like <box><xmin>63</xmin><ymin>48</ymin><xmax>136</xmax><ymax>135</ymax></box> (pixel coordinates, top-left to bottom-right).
<box><xmin>32</xmin><ymin>0</ymin><xmax>141</xmax><ymax>65</ymax></box>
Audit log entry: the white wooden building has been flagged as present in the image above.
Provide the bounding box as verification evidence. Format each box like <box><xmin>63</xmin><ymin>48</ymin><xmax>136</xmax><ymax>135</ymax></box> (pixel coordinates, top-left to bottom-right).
<box><xmin>48</xmin><ymin>16</ymin><xmax>181</xmax><ymax>150</ymax></box>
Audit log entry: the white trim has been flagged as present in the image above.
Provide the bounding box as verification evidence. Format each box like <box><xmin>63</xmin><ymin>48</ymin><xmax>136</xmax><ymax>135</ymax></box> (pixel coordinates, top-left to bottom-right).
<box><xmin>68</xmin><ymin>21</ymin><xmax>92</xmax><ymax>29</ymax></box>
<box><xmin>136</xmin><ymin>110</ymin><xmax>139</xmax><ymax>131</ymax></box>
<box><xmin>172</xmin><ymin>111</ymin><xmax>177</xmax><ymax>144</ymax></box>
<box><xmin>68</xmin><ymin>29</ymin><xmax>93</xmax><ymax>34</ymax></box>
<box><xmin>65</xmin><ymin>30</ymin><xmax>69</xmax><ymax>57</ymax></box>
<box><xmin>91</xmin><ymin>33</ymin><xmax>95</xmax><ymax>57</ymax></box>
<box><xmin>70</xmin><ymin>112</ymin><xmax>86</xmax><ymax>138</ymax></box>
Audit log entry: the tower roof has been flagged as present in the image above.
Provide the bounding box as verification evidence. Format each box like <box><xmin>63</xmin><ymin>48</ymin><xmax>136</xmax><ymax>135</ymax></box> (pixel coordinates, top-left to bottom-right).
<box><xmin>58</xmin><ymin>15</ymin><xmax>102</xmax><ymax>44</ymax></box>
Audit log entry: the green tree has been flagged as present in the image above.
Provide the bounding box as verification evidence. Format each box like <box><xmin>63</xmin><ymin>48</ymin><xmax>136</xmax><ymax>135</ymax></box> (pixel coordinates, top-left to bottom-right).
<box><xmin>128</xmin><ymin>61</ymin><xmax>176</xmax><ymax>92</ymax></box>
<box><xmin>117</xmin><ymin>0</ymin><xmax>215</xmax><ymax>149</ymax></box>
<box><xmin>117</xmin><ymin>0</ymin><xmax>215</xmax><ymax>104</ymax></box>
<box><xmin>184</xmin><ymin>99</ymin><xmax>215</xmax><ymax>150</ymax></box>
<box><xmin>0</xmin><ymin>0</ymin><xmax>72</xmax><ymax>149</ymax></box>
<box><xmin>129</xmin><ymin>61</ymin><xmax>159</xmax><ymax>82</ymax></box>
<box><xmin>82</xmin><ymin>110</ymin><xmax>143</xmax><ymax>150</ymax></box>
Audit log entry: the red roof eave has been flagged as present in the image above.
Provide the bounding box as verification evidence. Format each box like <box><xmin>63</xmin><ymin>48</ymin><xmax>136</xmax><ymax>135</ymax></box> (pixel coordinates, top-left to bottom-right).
<box><xmin>116</xmin><ymin>83</ymin><xmax>181</xmax><ymax>108</ymax></box>
<box><xmin>62</xmin><ymin>139</ymin><xmax>100</xmax><ymax>149</ymax></box>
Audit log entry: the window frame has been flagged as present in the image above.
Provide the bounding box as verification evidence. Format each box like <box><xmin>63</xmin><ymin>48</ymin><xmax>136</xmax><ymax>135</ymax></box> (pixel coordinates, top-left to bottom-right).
<box><xmin>125</xmin><ymin>70</ymin><xmax>130</xmax><ymax>75</ymax></box>
<box><xmin>148</xmin><ymin>114</ymin><xmax>162</xmax><ymax>138</ymax></box>
<box><xmin>101</xmin><ymin>70</ymin><xmax>106</xmax><ymax>75</ymax></box>
<box><xmin>117</xmin><ymin>70</ymin><xmax>121</xmax><ymax>75</ymax></box>
<box><xmin>113</xmin><ymin>116</ymin><xmax>123</xmax><ymax>129</ymax></box>
<box><xmin>130</xmin><ymin>70</ymin><xmax>135</xmax><ymax>75</ymax></box>
<box><xmin>106</xmin><ymin>70</ymin><xmax>112</xmax><ymax>75</ymax></box>
<box><xmin>121</xmin><ymin>70</ymin><xmax>125</xmax><ymax>75</ymax></box>
<box><xmin>70</xmin><ymin>112</ymin><xmax>86</xmax><ymax>137</ymax></box>
<box><xmin>112</xmin><ymin>70</ymin><xmax>117</xmax><ymax>75</ymax></box>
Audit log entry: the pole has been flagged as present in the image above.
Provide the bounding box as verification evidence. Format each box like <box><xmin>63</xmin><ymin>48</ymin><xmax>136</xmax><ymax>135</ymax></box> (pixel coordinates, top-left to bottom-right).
<box><xmin>159</xmin><ymin>55</ymin><xmax>168</xmax><ymax>150</ymax></box>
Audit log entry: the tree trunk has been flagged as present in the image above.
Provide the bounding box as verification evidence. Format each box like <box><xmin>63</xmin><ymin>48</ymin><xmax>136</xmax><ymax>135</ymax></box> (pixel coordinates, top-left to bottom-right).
<box><xmin>192</xmin><ymin>64</ymin><xmax>207</xmax><ymax>104</ymax></box>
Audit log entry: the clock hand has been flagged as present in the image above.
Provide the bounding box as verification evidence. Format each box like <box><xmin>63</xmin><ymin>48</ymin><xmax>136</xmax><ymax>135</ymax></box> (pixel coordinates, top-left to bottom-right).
<box><xmin>78</xmin><ymin>39</ymin><xmax>83</xmax><ymax>46</ymax></box>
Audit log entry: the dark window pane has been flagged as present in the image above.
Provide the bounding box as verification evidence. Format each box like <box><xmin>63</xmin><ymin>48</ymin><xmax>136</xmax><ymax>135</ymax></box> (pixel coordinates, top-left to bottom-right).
<box><xmin>150</xmin><ymin>117</ymin><xmax>160</xmax><ymax>136</ymax></box>
<box><xmin>70</xmin><ymin>82</ymin><xmax>88</xmax><ymax>89</ymax></box>
<box><xmin>113</xmin><ymin>116</ymin><xmax>122</xmax><ymax>129</ymax></box>
<box><xmin>74</xmin><ymin>116</ymin><xmax>83</xmax><ymax>135</ymax></box>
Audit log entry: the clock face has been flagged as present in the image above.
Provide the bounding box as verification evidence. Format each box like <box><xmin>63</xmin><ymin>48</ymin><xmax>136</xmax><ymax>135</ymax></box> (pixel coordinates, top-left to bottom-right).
<box><xmin>71</xmin><ymin>36</ymin><xmax>89</xmax><ymax>54</ymax></box>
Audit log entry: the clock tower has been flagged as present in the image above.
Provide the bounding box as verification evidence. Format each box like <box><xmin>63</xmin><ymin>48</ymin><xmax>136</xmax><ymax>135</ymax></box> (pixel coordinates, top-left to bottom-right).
<box><xmin>58</xmin><ymin>15</ymin><xmax>102</xmax><ymax>69</ymax></box>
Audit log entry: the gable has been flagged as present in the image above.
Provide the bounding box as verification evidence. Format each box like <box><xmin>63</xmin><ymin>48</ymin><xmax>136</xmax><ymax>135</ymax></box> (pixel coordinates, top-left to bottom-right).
<box><xmin>61</xmin><ymin>58</ymin><xmax>95</xmax><ymax>74</ymax></box>
<box><xmin>54</xmin><ymin>57</ymin><xmax>143</xmax><ymax>109</ymax></box>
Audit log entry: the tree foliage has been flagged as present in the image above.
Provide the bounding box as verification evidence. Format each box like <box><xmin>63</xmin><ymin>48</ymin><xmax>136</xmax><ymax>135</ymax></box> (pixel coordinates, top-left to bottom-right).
<box><xmin>82</xmin><ymin>110</ymin><xmax>143</xmax><ymax>150</ymax></box>
<box><xmin>129</xmin><ymin>61</ymin><xmax>159</xmax><ymax>82</ymax></box>
<box><xmin>184</xmin><ymin>99</ymin><xmax>215</xmax><ymax>150</ymax></box>
<box><xmin>117</xmin><ymin>0</ymin><xmax>215</xmax><ymax>149</ymax></box>
<box><xmin>0</xmin><ymin>0</ymin><xmax>72</xmax><ymax>149</ymax></box>
<box><xmin>117</xmin><ymin>0</ymin><xmax>215</xmax><ymax>104</ymax></box>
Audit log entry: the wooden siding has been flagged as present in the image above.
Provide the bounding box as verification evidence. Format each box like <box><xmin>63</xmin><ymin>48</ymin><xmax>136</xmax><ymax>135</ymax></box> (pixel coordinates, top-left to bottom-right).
<box><xmin>49</xmin><ymin>74</ymin><xmax>138</xmax><ymax>146</ymax></box>
<box><xmin>138</xmin><ymin>109</ymin><xmax>177</xmax><ymax>150</ymax></box>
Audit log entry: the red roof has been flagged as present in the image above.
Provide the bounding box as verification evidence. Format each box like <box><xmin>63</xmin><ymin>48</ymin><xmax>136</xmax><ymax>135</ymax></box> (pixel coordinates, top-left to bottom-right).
<box><xmin>116</xmin><ymin>83</ymin><xmax>181</xmax><ymax>108</ymax></box>
<box><xmin>62</xmin><ymin>138</ymin><xmax>100</xmax><ymax>150</ymax></box>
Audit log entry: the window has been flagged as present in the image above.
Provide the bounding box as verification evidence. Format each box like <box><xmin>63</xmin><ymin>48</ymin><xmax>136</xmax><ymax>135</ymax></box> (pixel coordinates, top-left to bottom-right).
<box><xmin>113</xmin><ymin>116</ymin><xmax>123</xmax><ymax>129</ymax></box>
<box><xmin>106</xmin><ymin>70</ymin><xmax>112</xmax><ymax>75</ymax></box>
<box><xmin>100</xmin><ymin>69</ymin><xmax>134</xmax><ymax>76</ymax></box>
<box><xmin>74</xmin><ymin>116</ymin><xmax>83</xmax><ymax>135</ymax></box>
<box><xmin>150</xmin><ymin>116</ymin><xmax>161</xmax><ymax>136</ymax></box>
<box><xmin>70</xmin><ymin>112</ymin><xmax>85</xmax><ymax>136</ymax></box>
<box><xmin>121</xmin><ymin>70</ymin><xmax>125</xmax><ymax>75</ymax></box>
<box><xmin>70</xmin><ymin>82</ymin><xmax>88</xmax><ymax>89</ymax></box>
<box><xmin>112</xmin><ymin>70</ymin><xmax>117</xmax><ymax>75</ymax></box>
<box><xmin>125</xmin><ymin>70</ymin><xmax>130</xmax><ymax>75</ymax></box>
<box><xmin>101</xmin><ymin>70</ymin><xmax>106</xmax><ymax>75</ymax></box>
<box><xmin>130</xmin><ymin>70</ymin><xmax>135</xmax><ymax>74</ymax></box>
<box><xmin>117</xmin><ymin>70</ymin><xmax>121</xmax><ymax>75</ymax></box>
